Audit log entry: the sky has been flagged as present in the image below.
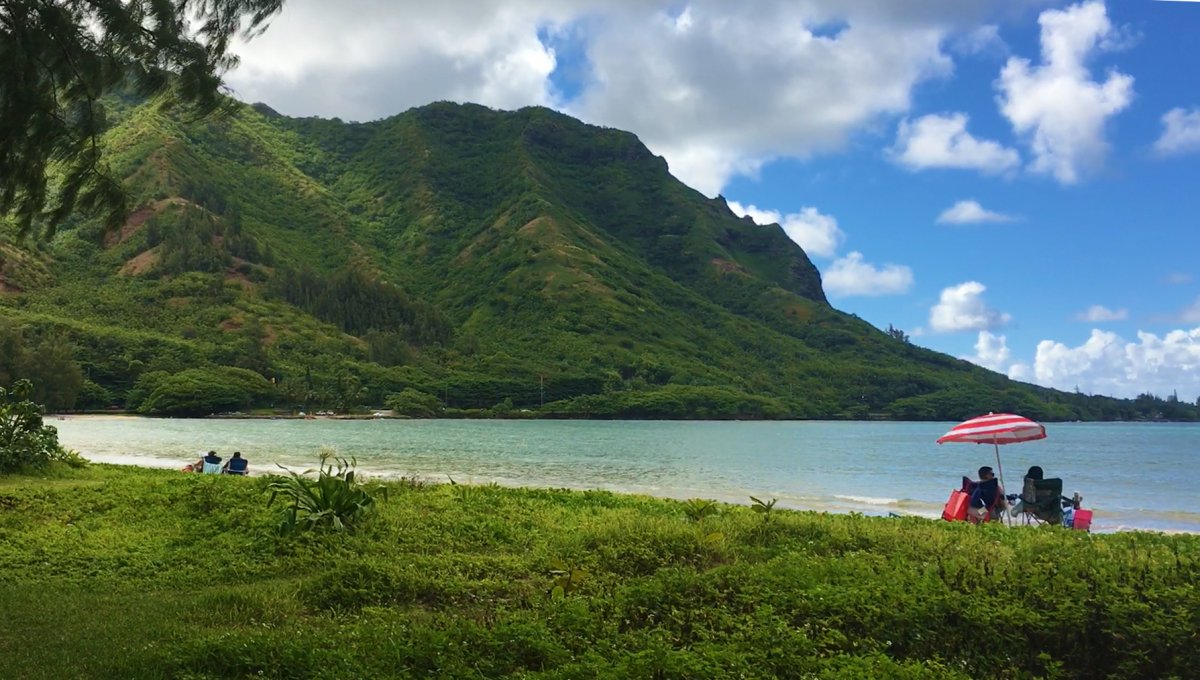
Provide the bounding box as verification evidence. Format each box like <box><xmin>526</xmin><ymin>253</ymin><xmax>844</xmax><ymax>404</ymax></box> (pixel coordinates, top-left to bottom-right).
<box><xmin>226</xmin><ymin>0</ymin><xmax>1200</xmax><ymax>401</ymax></box>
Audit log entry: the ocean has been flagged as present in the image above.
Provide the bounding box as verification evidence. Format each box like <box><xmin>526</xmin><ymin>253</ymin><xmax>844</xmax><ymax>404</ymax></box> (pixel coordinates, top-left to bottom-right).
<box><xmin>53</xmin><ymin>417</ymin><xmax>1199</xmax><ymax>533</ymax></box>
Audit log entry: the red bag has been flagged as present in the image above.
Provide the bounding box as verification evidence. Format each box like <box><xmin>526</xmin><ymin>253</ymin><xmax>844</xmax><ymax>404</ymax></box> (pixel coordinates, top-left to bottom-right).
<box><xmin>1073</xmin><ymin>508</ymin><xmax>1093</xmax><ymax>532</ymax></box>
<box><xmin>942</xmin><ymin>489</ymin><xmax>969</xmax><ymax>522</ymax></box>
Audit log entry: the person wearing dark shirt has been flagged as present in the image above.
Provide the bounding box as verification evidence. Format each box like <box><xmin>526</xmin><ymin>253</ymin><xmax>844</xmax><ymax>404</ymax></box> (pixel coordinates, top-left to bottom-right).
<box><xmin>967</xmin><ymin>465</ymin><xmax>1006</xmax><ymax>523</ymax></box>
<box><xmin>222</xmin><ymin>451</ymin><xmax>249</xmax><ymax>475</ymax></box>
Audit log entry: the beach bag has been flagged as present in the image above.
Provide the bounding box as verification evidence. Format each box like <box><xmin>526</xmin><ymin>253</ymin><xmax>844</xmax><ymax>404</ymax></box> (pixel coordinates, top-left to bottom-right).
<box><xmin>942</xmin><ymin>490</ymin><xmax>969</xmax><ymax>522</ymax></box>
<box><xmin>1072</xmin><ymin>508</ymin><xmax>1093</xmax><ymax>532</ymax></box>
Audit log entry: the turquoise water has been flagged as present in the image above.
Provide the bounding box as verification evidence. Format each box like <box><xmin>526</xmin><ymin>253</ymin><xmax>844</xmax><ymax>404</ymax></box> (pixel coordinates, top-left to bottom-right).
<box><xmin>53</xmin><ymin>417</ymin><xmax>1199</xmax><ymax>533</ymax></box>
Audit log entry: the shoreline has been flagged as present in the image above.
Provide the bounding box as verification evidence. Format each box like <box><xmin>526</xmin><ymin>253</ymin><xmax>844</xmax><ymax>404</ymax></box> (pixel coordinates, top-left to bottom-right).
<box><xmin>75</xmin><ymin>454</ymin><xmax>1198</xmax><ymax>536</ymax></box>
<box><xmin>51</xmin><ymin>412</ymin><xmax>1200</xmax><ymax>425</ymax></box>
<box><xmin>51</xmin><ymin>418</ymin><xmax>1200</xmax><ymax>536</ymax></box>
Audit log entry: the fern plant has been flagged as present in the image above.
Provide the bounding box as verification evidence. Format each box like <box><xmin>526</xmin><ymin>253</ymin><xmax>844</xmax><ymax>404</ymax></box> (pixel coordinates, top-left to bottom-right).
<box><xmin>266</xmin><ymin>453</ymin><xmax>387</xmax><ymax>535</ymax></box>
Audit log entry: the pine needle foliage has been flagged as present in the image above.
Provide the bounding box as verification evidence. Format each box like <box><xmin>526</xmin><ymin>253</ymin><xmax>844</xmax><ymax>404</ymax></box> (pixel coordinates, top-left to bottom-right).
<box><xmin>0</xmin><ymin>0</ymin><xmax>283</xmax><ymax>236</ymax></box>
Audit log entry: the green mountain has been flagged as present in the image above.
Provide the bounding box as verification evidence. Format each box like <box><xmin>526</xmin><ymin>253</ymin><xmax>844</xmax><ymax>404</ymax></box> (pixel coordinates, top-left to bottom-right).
<box><xmin>0</xmin><ymin>98</ymin><xmax>1191</xmax><ymax>420</ymax></box>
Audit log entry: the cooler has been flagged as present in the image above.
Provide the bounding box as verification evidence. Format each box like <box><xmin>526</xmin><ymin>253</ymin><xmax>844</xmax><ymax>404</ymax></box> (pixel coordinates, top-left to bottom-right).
<box><xmin>1073</xmin><ymin>508</ymin><xmax>1093</xmax><ymax>532</ymax></box>
<box><xmin>942</xmin><ymin>489</ymin><xmax>969</xmax><ymax>522</ymax></box>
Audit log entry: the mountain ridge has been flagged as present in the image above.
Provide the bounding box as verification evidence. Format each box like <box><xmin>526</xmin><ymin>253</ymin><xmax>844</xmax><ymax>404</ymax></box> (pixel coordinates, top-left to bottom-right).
<box><xmin>1</xmin><ymin>96</ymin><xmax>1192</xmax><ymax>421</ymax></box>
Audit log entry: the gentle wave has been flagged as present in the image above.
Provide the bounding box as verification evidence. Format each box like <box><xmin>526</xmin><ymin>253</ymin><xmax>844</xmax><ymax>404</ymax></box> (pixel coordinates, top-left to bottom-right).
<box><xmin>834</xmin><ymin>494</ymin><xmax>901</xmax><ymax>506</ymax></box>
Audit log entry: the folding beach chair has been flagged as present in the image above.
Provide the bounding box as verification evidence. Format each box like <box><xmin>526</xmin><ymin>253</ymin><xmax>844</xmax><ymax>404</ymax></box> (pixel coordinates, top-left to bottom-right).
<box><xmin>1019</xmin><ymin>477</ymin><xmax>1064</xmax><ymax>525</ymax></box>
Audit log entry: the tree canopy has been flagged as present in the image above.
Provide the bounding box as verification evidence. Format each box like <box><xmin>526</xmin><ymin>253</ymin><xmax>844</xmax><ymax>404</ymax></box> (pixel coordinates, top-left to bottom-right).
<box><xmin>0</xmin><ymin>0</ymin><xmax>283</xmax><ymax>236</ymax></box>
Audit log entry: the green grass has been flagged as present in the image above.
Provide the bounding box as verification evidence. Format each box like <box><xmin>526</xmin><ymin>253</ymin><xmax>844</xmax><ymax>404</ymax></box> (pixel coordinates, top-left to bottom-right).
<box><xmin>0</xmin><ymin>464</ymin><xmax>1196</xmax><ymax>678</ymax></box>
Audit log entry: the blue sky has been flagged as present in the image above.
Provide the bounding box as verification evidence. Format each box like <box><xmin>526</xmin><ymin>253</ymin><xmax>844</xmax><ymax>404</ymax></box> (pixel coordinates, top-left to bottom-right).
<box><xmin>227</xmin><ymin>1</ymin><xmax>1200</xmax><ymax>399</ymax></box>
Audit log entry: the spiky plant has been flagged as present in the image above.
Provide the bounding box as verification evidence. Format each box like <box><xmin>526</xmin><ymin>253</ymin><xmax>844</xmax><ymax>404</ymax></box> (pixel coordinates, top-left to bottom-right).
<box><xmin>266</xmin><ymin>452</ymin><xmax>387</xmax><ymax>534</ymax></box>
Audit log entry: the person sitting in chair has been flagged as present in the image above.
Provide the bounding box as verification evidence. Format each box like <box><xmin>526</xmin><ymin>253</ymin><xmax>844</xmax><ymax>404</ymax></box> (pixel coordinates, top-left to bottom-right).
<box><xmin>1014</xmin><ymin>466</ymin><xmax>1071</xmax><ymax>525</ymax></box>
<box><xmin>222</xmin><ymin>451</ymin><xmax>249</xmax><ymax>475</ymax></box>
<box><xmin>196</xmin><ymin>450</ymin><xmax>222</xmax><ymax>474</ymax></box>
<box><xmin>1008</xmin><ymin>465</ymin><xmax>1044</xmax><ymax>516</ymax></box>
<box><xmin>967</xmin><ymin>466</ymin><xmax>1006</xmax><ymax>524</ymax></box>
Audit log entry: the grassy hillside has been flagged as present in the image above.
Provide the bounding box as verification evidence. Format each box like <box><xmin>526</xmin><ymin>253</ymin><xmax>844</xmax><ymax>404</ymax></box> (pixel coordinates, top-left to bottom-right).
<box><xmin>0</xmin><ymin>98</ymin><xmax>1193</xmax><ymax>420</ymax></box>
<box><xmin>0</xmin><ymin>465</ymin><xmax>1196</xmax><ymax>679</ymax></box>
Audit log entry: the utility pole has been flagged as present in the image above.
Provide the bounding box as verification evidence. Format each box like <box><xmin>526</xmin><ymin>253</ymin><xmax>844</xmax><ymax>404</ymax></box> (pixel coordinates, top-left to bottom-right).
<box><xmin>539</xmin><ymin>374</ymin><xmax>545</xmax><ymax>408</ymax></box>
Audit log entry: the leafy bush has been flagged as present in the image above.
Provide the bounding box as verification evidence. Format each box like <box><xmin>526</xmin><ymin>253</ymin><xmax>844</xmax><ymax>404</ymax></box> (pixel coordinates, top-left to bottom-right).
<box><xmin>682</xmin><ymin>498</ymin><xmax>720</xmax><ymax>522</ymax></box>
<box><xmin>136</xmin><ymin>366</ymin><xmax>274</xmax><ymax>415</ymax></box>
<box><xmin>266</xmin><ymin>453</ymin><xmax>387</xmax><ymax>534</ymax></box>
<box><xmin>50</xmin><ymin>448</ymin><xmax>89</xmax><ymax>468</ymax></box>
<box><xmin>548</xmin><ymin>559</ymin><xmax>588</xmax><ymax>600</ymax></box>
<box><xmin>546</xmin><ymin>385</ymin><xmax>789</xmax><ymax>419</ymax></box>
<box><xmin>385</xmin><ymin>387</ymin><xmax>443</xmax><ymax>417</ymax></box>
<box><xmin>0</xmin><ymin>379</ymin><xmax>63</xmax><ymax>472</ymax></box>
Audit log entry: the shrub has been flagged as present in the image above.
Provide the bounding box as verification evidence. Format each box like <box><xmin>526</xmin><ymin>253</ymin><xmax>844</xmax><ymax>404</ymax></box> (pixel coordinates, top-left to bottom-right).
<box><xmin>0</xmin><ymin>379</ymin><xmax>63</xmax><ymax>472</ymax></box>
<box><xmin>682</xmin><ymin>498</ymin><xmax>719</xmax><ymax>522</ymax></box>
<box><xmin>137</xmin><ymin>366</ymin><xmax>274</xmax><ymax>415</ymax></box>
<box><xmin>265</xmin><ymin>453</ymin><xmax>387</xmax><ymax>534</ymax></box>
<box><xmin>385</xmin><ymin>387</ymin><xmax>443</xmax><ymax>417</ymax></box>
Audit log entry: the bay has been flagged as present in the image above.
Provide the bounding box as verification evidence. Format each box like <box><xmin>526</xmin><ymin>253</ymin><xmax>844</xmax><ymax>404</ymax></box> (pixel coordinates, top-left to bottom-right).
<box><xmin>53</xmin><ymin>417</ymin><xmax>1199</xmax><ymax>534</ymax></box>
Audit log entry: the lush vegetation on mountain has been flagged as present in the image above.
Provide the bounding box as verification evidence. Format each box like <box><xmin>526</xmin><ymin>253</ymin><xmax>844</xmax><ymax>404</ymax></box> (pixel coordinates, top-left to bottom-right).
<box><xmin>0</xmin><ymin>0</ymin><xmax>284</xmax><ymax>235</ymax></box>
<box><xmin>0</xmin><ymin>465</ymin><xmax>1196</xmax><ymax>678</ymax></box>
<box><xmin>0</xmin><ymin>97</ymin><xmax>1196</xmax><ymax>420</ymax></box>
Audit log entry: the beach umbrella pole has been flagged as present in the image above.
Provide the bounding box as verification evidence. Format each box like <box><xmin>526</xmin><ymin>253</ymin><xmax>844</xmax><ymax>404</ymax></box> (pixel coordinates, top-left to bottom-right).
<box><xmin>993</xmin><ymin>436</ymin><xmax>1008</xmax><ymax>526</ymax></box>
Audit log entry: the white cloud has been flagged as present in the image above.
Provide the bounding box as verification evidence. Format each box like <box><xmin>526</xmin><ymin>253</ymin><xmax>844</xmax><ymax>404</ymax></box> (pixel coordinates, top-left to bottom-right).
<box><xmin>970</xmin><ymin>330</ymin><xmax>1011</xmax><ymax>370</ymax></box>
<box><xmin>952</xmin><ymin>24</ymin><xmax>1007</xmax><ymax>56</ymax></box>
<box><xmin>1032</xmin><ymin>328</ymin><xmax>1200</xmax><ymax>398</ymax></box>
<box><xmin>936</xmin><ymin>199</ymin><xmax>1014</xmax><ymax>224</ymax></box>
<box><xmin>963</xmin><ymin>327</ymin><xmax>1200</xmax><ymax>397</ymax></box>
<box><xmin>964</xmin><ymin>331</ymin><xmax>1032</xmax><ymax>380</ymax></box>
<box><xmin>1075</xmin><ymin>304</ymin><xmax>1128</xmax><ymax>322</ymax></box>
<box><xmin>227</xmin><ymin>1</ymin><xmax>998</xmax><ymax>195</ymax></box>
<box><xmin>891</xmin><ymin>113</ymin><xmax>1019</xmax><ymax>173</ymax></box>
<box><xmin>1165</xmin><ymin>272</ymin><xmax>1194</xmax><ymax>285</ymax></box>
<box><xmin>1154</xmin><ymin>107</ymin><xmax>1200</xmax><ymax>156</ymax></box>
<box><xmin>728</xmin><ymin>201</ymin><xmax>844</xmax><ymax>258</ymax></box>
<box><xmin>1181</xmin><ymin>296</ymin><xmax>1200</xmax><ymax>324</ymax></box>
<box><xmin>996</xmin><ymin>1</ymin><xmax>1134</xmax><ymax>184</ymax></box>
<box><xmin>1007</xmin><ymin>361</ymin><xmax>1032</xmax><ymax>381</ymax></box>
<box><xmin>822</xmin><ymin>252</ymin><xmax>914</xmax><ymax>297</ymax></box>
<box><xmin>227</xmin><ymin>1</ymin><xmax>568</xmax><ymax>120</ymax></box>
<box><xmin>930</xmin><ymin>281</ymin><xmax>1012</xmax><ymax>332</ymax></box>
<box><xmin>573</xmin><ymin>3</ymin><xmax>962</xmax><ymax>194</ymax></box>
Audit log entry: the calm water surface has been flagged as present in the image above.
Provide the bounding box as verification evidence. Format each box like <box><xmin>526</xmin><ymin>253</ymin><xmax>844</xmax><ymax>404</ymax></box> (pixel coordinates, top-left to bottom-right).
<box><xmin>54</xmin><ymin>417</ymin><xmax>1199</xmax><ymax>533</ymax></box>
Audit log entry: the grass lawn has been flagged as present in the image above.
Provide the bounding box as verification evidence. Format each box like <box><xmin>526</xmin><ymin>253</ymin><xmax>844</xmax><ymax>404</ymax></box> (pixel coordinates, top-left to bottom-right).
<box><xmin>0</xmin><ymin>463</ymin><xmax>1196</xmax><ymax>679</ymax></box>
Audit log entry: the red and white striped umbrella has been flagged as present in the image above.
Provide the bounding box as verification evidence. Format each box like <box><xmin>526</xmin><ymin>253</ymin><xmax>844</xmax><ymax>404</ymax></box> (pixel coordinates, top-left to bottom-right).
<box><xmin>937</xmin><ymin>413</ymin><xmax>1047</xmax><ymax>514</ymax></box>
<box><xmin>936</xmin><ymin>413</ymin><xmax>1046</xmax><ymax>445</ymax></box>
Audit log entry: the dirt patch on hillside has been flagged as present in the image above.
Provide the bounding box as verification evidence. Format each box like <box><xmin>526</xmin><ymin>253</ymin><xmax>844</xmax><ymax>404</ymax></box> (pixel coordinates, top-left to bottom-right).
<box><xmin>118</xmin><ymin>245</ymin><xmax>162</xmax><ymax>276</ymax></box>
<box><xmin>223</xmin><ymin>269</ymin><xmax>255</xmax><ymax>290</ymax></box>
<box><xmin>104</xmin><ymin>197</ymin><xmax>192</xmax><ymax>248</ymax></box>
<box><xmin>784</xmin><ymin>302</ymin><xmax>814</xmax><ymax>322</ymax></box>
<box><xmin>711</xmin><ymin>258</ymin><xmax>747</xmax><ymax>275</ymax></box>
